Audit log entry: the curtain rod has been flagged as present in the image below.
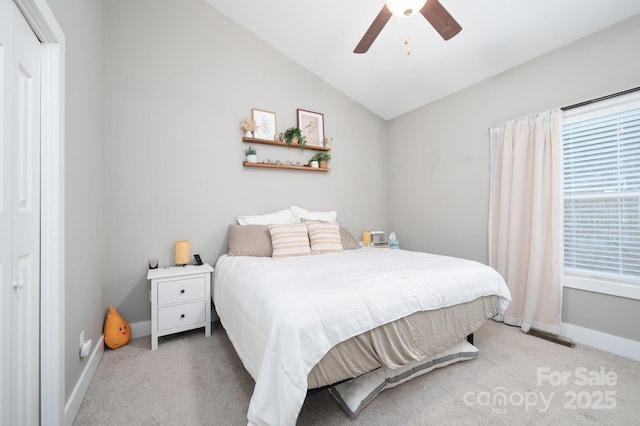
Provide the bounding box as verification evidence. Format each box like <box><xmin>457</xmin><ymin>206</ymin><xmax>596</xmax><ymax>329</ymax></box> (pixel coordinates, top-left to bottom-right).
<box><xmin>561</xmin><ymin>86</ymin><xmax>640</xmax><ymax>111</ymax></box>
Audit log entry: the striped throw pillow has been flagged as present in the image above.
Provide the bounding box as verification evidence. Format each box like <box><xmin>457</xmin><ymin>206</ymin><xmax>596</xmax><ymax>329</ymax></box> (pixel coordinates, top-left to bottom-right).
<box><xmin>268</xmin><ymin>224</ymin><xmax>311</xmax><ymax>258</ymax></box>
<box><xmin>307</xmin><ymin>221</ymin><xmax>343</xmax><ymax>255</ymax></box>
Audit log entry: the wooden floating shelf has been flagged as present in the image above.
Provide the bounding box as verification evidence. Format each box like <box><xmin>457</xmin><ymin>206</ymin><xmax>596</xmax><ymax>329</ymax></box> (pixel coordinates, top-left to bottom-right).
<box><xmin>242</xmin><ymin>137</ymin><xmax>331</xmax><ymax>152</ymax></box>
<box><xmin>243</xmin><ymin>162</ymin><xmax>330</xmax><ymax>172</ymax></box>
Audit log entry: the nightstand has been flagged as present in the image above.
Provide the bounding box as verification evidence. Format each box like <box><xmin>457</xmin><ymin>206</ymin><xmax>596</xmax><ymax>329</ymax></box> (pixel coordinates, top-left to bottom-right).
<box><xmin>147</xmin><ymin>263</ymin><xmax>213</xmax><ymax>350</ymax></box>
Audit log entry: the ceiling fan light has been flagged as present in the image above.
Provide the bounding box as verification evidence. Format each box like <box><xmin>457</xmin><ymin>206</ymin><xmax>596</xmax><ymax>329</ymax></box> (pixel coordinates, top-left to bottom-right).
<box><xmin>385</xmin><ymin>0</ymin><xmax>427</xmax><ymax>18</ymax></box>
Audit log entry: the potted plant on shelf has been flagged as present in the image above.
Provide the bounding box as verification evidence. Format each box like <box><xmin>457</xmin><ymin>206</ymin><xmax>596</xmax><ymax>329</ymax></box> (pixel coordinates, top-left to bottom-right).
<box><xmin>314</xmin><ymin>151</ymin><xmax>331</xmax><ymax>168</ymax></box>
<box><xmin>309</xmin><ymin>153</ymin><xmax>320</xmax><ymax>168</ymax></box>
<box><xmin>284</xmin><ymin>127</ymin><xmax>306</xmax><ymax>150</ymax></box>
<box><xmin>244</xmin><ymin>146</ymin><xmax>257</xmax><ymax>163</ymax></box>
<box><xmin>240</xmin><ymin>118</ymin><xmax>257</xmax><ymax>138</ymax></box>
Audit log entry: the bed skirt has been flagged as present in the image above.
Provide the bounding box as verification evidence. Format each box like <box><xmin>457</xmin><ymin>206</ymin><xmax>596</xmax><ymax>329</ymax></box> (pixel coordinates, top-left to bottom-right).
<box><xmin>308</xmin><ymin>295</ymin><xmax>497</xmax><ymax>389</ymax></box>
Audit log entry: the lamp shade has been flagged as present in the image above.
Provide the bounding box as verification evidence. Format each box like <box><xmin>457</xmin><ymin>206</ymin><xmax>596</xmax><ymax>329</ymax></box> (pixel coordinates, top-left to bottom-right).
<box><xmin>385</xmin><ymin>0</ymin><xmax>427</xmax><ymax>17</ymax></box>
<box><xmin>175</xmin><ymin>240</ymin><xmax>190</xmax><ymax>266</ymax></box>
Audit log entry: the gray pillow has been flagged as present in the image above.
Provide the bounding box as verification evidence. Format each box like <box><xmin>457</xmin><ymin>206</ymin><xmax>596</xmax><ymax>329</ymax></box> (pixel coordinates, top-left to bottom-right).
<box><xmin>227</xmin><ymin>224</ymin><xmax>272</xmax><ymax>257</ymax></box>
<box><xmin>340</xmin><ymin>227</ymin><xmax>361</xmax><ymax>250</ymax></box>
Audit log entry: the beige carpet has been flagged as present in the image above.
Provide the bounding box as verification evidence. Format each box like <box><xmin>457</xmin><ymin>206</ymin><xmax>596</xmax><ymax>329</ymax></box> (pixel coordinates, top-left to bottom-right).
<box><xmin>73</xmin><ymin>320</ymin><xmax>640</xmax><ymax>425</ymax></box>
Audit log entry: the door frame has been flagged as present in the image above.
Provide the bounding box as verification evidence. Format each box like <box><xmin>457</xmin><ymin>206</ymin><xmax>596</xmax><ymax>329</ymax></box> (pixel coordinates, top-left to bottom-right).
<box><xmin>13</xmin><ymin>0</ymin><xmax>65</xmax><ymax>424</ymax></box>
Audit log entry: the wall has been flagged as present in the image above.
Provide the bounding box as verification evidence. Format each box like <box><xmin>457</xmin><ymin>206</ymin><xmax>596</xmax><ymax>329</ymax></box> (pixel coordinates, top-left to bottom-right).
<box><xmin>388</xmin><ymin>14</ymin><xmax>640</xmax><ymax>341</ymax></box>
<box><xmin>45</xmin><ymin>0</ymin><xmax>106</xmax><ymax>403</ymax></box>
<box><xmin>104</xmin><ymin>0</ymin><xmax>388</xmax><ymax>324</ymax></box>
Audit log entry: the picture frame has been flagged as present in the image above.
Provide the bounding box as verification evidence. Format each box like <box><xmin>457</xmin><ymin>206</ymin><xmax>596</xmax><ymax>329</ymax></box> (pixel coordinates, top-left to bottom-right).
<box><xmin>297</xmin><ymin>109</ymin><xmax>325</xmax><ymax>147</ymax></box>
<box><xmin>252</xmin><ymin>108</ymin><xmax>277</xmax><ymax>140</ymax></box>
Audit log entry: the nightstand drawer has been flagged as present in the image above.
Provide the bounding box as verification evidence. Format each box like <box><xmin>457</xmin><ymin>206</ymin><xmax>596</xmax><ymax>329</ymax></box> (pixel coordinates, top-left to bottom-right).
<box><xmin>157</xmin><ymin>276</ymin><xmax>206</xmax><ymax>305</ymax></box>
<box><xmin>157</xmin><ymin>301</ymin><xmax>206</xmax><ymax>331</ymax></box>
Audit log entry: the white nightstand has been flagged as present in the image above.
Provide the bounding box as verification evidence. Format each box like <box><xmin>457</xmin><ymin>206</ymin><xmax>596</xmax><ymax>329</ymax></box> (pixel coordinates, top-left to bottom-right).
<box><xmin>147</xmin><ymin>263</ymin><xmax>213</xmax><ymax>350</ymax></box>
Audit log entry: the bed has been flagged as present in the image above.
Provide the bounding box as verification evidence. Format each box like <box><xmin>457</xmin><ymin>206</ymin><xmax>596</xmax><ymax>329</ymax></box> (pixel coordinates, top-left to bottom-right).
<box><xmin>213</xmin><ymin>209</ymin><xmax>511</xmax><ymax>425</ymax></box>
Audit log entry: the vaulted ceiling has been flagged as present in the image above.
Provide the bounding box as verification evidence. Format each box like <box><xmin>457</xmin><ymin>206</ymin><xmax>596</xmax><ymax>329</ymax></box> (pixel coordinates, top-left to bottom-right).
<box><xmin>204</xmin><ymin>0</ymin><xmax>640</xmax><ymax>120</ymax></box>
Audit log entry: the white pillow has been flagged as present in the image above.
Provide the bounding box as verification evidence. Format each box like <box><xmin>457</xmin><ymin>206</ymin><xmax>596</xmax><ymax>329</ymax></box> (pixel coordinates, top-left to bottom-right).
<box><xmin>237</xmin><ymin>208</ymin><xmax>296</xmax><ymax>226</ymax></box>
<box><xmin>291</xmin><ymin>206</ymin><xmax>337</xmax><ymax>223</ymax></box>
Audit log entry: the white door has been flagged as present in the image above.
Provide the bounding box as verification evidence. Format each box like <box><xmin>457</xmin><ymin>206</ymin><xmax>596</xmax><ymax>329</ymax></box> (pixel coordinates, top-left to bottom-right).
<box><xmin>1</xmin><ymin>0</ymin><xmax>42</xmax><ymax>424</ymax></box>
<box><xmin>0</xmin><ymin>0</ymin><xmax>13</xmax><ymax>420</ymax></box>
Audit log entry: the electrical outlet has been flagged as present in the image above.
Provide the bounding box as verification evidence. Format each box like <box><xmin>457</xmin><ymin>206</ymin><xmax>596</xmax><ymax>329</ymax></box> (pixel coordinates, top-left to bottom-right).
<box><xmin>79</xmin><ymin>330</ymin><xmax>92</xmax><ymax>358</ymax></box>
<box><xmin>80</xmin><ymin>339</ymin><xmax>92</xmax><ymax>358</ymax></box>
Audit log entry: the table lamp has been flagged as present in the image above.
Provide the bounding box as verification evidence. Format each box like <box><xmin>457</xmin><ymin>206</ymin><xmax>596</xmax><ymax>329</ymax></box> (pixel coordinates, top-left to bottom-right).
<box><xmin>175</xmin><ymin>240</ymin><xmax>190</xmax><ymax>266</ymax></box>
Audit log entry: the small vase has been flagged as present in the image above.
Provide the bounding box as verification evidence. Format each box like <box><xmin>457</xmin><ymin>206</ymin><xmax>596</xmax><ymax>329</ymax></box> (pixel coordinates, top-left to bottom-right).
<box><xmin>310</xmin><ymin>160</ymin><xmax>319</xmax><ymax>168</ymax></box>
<box><xmin>245</xmin><ymin>131</ymin><xmax>253</xmax><ymax>138</ymax></box>
<box><xmin>319</xmin><ymin>160</ymin><xmax>328</xmax><ymax>168</ymax></box>
<box><xmin>246</xmin><ymin>154</ymin><xmax>257</xmax><ymax>164</ymax></box>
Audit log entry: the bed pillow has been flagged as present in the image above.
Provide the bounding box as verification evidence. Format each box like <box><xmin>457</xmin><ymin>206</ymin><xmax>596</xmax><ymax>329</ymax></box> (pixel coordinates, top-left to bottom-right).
<box><xmin>339</xmin><ymin>227</ymin><xmax>361</xmax><ymax>250</ymax></box>
<box><xmin>237</xmin><ymin>208</ymin><xmax>296</xmax><ymax>225</ymax></box>
<box><xmin>328</xmin><ymin>339</ymin><xmax>479</xmax><ymax>418</ymax></box>
<box><xmin>227</xmin><ymin>224</ymin><xmax>272</xmax><ymax>257</ymax></box>
<box><xmin>307</xmin><ymin>221</ymin><xmax>343</xmax><ymax>255</ymax></box>
<box><xmin>268</xmin><ymin>224</ymin><xmax>311</xmax><ymax>258</ymax></box>
<box><xmin>291</xmin><ymin>206</ymin><xmax>337</xmax><ymax>223</ymax></box>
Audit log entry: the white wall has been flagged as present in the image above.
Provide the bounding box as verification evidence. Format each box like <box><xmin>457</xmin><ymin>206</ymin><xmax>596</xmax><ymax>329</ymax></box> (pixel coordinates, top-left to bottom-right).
<box><xmin>388</xmin><ymin>14</ymin><xmax>640</xmax><ymax>342</ymax></box>
<box><xmin>44</xmin><ymin>0</ymin><xmax>106</xmax><ymax>402</ymax></box>
<box><xmin>104</xmin><ymin>0</ymin><xmax>388</xmax><ymax>324</ymax></box>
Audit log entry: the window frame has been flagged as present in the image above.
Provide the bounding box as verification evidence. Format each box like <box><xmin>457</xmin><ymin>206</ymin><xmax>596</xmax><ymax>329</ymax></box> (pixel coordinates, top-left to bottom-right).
<box><xmin>562</xmin><ymin>90</ymin><xmax>640</xmax><ymax>301</ymax></box>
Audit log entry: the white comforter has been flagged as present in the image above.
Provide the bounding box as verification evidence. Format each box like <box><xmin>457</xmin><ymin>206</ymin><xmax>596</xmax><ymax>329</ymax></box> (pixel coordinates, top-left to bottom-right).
<box><xmin>213</xmin><ymin>248</ymin><xmax>511</xmax><ymax>426</ymax></box>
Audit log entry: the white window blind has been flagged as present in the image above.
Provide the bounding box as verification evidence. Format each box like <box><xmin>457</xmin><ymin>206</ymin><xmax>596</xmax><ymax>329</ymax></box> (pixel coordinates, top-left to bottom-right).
<box><xmin>563</xmin><ymin>92</ymin><xmax>640</xmax><ymax>284</ymax></box>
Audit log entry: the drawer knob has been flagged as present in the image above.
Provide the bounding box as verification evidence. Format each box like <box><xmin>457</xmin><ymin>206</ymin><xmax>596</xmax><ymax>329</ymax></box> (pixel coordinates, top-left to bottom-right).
<box><xmin>180</xmin><ymin>314</ymin><xmax>185</xmax><ymax>318</ymax></box>
<box><xmin>180</xmin><ymin>289</ymin><xmax>185</xmax><ymax>294</ymax></box>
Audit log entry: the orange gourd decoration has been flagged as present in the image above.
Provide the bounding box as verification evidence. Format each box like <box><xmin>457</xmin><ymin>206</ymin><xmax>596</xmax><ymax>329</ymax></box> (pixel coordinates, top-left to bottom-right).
<box><xmin>104</xmin><ymin>305</ymin><xmax>131</xmax><ymax>349</ymax></box>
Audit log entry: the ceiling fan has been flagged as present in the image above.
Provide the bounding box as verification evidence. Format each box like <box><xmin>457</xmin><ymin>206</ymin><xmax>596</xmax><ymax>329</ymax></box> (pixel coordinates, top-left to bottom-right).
<box><xmin>354</xmin><ymin>0</ymin><xmax>462</xmax><ymax>54</ymax></box>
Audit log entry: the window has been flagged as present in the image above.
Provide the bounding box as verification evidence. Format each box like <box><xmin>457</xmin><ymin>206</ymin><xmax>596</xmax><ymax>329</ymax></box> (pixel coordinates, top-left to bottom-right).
<box><xmin>563</xmin><ymin>91</ymin><xmax>640</xmax><ymax>291</ymax></box>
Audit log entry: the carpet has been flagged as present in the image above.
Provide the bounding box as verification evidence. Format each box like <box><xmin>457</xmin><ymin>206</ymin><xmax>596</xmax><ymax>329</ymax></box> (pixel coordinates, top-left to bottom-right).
<box><xmin>73</xmin><ymin>320</ymin><xmax>640</xmax><ymax>425</ymax></box>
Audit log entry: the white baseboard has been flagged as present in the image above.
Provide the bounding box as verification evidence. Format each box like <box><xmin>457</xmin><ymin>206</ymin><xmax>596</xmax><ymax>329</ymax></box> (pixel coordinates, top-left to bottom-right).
<box><xmin>64</xmin><ymin>335</ymin><xmax>105</xmax><ymax>426</ymax></box>
<box><xmin>130</xmin><ymin>320</ymin><xmax>151</xmax><ymax>338</ymax></box>
<box><xmin>561</xmin><ymin>322</ymin><xmax>640</xmax><ymax>362</ymax></box>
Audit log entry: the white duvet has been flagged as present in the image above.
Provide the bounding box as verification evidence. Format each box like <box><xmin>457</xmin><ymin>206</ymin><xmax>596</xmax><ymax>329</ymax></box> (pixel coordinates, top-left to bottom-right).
<box><xmin>213</xmin><ymin>248</ymin><xmax>511</xmax><ymax>426</ymax></box>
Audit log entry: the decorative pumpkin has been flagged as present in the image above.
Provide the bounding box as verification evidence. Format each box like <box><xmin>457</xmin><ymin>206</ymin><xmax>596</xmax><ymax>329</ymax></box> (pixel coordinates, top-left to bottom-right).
<box><xmin>104</xmin><ymin>305</ymin><xmax>131</xmax><ymax>349</ymax></box>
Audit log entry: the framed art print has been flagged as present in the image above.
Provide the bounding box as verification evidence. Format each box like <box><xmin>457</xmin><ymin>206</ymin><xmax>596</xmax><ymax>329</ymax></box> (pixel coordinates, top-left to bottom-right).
<box><xmin>252</xmin><ymin>108</ymin><xmax>277</xmax><ymax>140</ymax></box>
<box><xmin>297</xmin><ymin>109</ymin><xmax>324</xmax><ymax>147</ymax></box>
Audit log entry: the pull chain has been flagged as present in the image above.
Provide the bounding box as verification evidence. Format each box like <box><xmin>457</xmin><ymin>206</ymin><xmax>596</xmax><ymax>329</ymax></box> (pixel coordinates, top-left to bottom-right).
<box><xmin>404</xmin><ymin>36</ymin><xmax>411</xmax><ymax>55</ymax></box>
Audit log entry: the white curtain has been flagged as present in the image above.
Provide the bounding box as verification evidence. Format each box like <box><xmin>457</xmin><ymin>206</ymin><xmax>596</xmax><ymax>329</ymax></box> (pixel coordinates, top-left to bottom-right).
<box><xmin>489</xmin><ymin>109</ymin><xmax>563</xmax><ymax>334</ymax></box>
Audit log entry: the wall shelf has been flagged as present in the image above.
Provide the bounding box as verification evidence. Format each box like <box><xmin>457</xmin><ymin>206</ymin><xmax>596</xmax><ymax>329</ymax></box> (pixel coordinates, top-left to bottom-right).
<box><xmin>242</xmin><ymin>162</ymin><xmax>330</xmax><ymax>172</ymax></box>
<box><xmin>242</xmin><ymin>136</ymin><xmax>331</xmax><ymax>152</ymax></box>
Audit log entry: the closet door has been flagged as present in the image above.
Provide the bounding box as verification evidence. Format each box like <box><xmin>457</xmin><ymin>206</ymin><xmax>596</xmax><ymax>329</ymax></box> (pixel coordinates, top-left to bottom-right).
<box><xmin>12</xmin><ymin>2</ymin><xmax>41</xmax><ymax>424</ymax></box>
<box><xmin>0</xmin><ymin>1</ymin><xmax>14</xmax><ymax>421</ymax></box>
<box><xmin>0</xmin><ymin>0</ymin><xmax>13</xmax><ymax>425</ymax></box>
<box><xmin>1</xmin><ymin>0</ymin><xmax>41</xmax><ymax>424</ymax></box>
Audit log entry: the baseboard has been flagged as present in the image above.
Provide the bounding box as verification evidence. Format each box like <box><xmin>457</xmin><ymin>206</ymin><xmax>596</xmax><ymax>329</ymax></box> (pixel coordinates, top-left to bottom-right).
<box><xmin>64</xmin><ymin>335</ymin><xmax>105</xmax><ymax>426</ymax></box>
<box><xmin>130</xmin><ymin>320</ymin><xmax>151</xmax><ymax>338</ymax></box>
<box><xmin>560</xmin><ymin>322</ymin><xmax>640</xmax><ymax>362</ymax></box>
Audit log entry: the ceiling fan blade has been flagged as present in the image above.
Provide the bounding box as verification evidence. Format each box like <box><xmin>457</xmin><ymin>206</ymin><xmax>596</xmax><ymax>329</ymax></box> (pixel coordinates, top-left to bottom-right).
<box><xmin>420</xmin><ymin>0</ymin><xmax>462</xmax><ymax>41</ymax></box>
<box><xmin>354</xmin><ymin>5</ymin><xmax>393</xmax><ymax>54</ymax></box>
